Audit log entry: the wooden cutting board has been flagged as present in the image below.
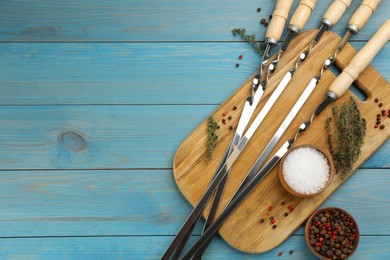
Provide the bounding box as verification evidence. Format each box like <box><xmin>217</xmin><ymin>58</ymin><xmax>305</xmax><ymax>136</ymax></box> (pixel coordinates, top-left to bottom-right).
<box><xmin>173</xmin><ymin>30</ymin><xmax>390</xmax><ymax>254</ymax></box>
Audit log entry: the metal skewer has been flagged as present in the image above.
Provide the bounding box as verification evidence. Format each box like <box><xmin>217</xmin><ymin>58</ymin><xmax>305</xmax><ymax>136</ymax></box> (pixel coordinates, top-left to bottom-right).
<box><xmin>181</xmin><ymin>12</ymin><xmax>389</xmax><ymax>260</ymax></box>
<box><xmin>190</xmin><ymin>1</ymin><xmax>382</xmax><ymax>255</ymax></box>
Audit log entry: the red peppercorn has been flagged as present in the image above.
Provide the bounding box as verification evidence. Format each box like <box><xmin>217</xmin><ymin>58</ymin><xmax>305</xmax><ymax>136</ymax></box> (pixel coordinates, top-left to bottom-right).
<box><xmin>278</xmin><ymin>252</ymin><xmax>283</xmax><ymax>257</ymax></box>
<box><xmin>223</xmin><ymin>121</ymin><xmax>227</xmax><ymax>125</ymax></box>
<box><xmin>374</xmin><ymin>124</ymin><xmax>379</xmax><ymax>128</ymax></box>
<box><xmin>223</xmin><ymin>112</ymin><xmax>227</xmax><ymax>117</ymax></box>
<box><xmin>268</xmin><ymin>206</ymin><xmax>273</xmax><ymax>211</ymax></box>
<box><xmin>239</xmin><ymin>55</ymin><xmax>243</xmax><ymax>60</ymax></box>
<box><xmin>270</xmin><ymin>219</ymin><xmax>276</xmax><ymax>224</ymax></box>
<box><xmin>287</xmin><ymin>205</ymin><xmax>294</xmax><ymax>212</ymax></box>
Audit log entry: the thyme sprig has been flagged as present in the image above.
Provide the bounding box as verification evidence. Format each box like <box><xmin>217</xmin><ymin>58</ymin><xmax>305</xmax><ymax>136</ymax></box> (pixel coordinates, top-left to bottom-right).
<box><xmin>207</xmin><ymin>116</ymin><xmax>219</xmax><ymax>161</ymax></box>
<box><xmin>232</xmin><ymin>28</ymin><xmax>265</xmax><ymax>55</ymax></box>
<box><xmin>326</xmin><ymin>97</ymin><xmax>367</xmax><ymax>179</ymax></box>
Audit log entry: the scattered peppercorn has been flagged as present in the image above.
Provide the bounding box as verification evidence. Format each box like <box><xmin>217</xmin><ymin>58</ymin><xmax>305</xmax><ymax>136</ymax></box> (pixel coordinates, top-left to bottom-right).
<box><xmin>287</xmin><ymin>205</ymin><xmax>294</xmax><ymax>212</ymax></box>
<box><xmin>281</xmin><ymin>201</ymin><xmax>285</xmax><ymax>206</ymax></box>
<box><xmin>269</xmin><ymin>216</ymin><xmax>274</xmax><ymax>220</ymax></box>
<box><xmin>260</xmin><ymin>218</ymin><xmax>265</xmax><ymax>223</ymax></box>
<box><xmin>229</xmin><ymin>126</ymin><xmax>234</xmax><ymax>130</ymax></box>
<box><xmin>270</xmin><ymin>219</ymin><xmax>276</xmax><ymax>224</ymax></box>
<box><xmin>235</xmin><ymin>63</ymin><xmax>240</xmax><ymax>68</ymax></box>
<box><xmin>379</xmin><ymin>103</ymin><xmax>383</xmax><ymax>107</ymax></box>
<box><xmin>272</xmin><ymin>225</ymin><xmax>277</xmax><ymax>229</ymax></box>
<box><xmin>260</xmin><ymin>18</ymin><xmax>266</xmax><ymax>24</ymax></box>
<box><xmin>374</xmin><ymin>98</ymin><xmax>379</xmax><ymax>103</ymax></box>
<box><xmin>289</xmin><ymin>250</ymin><xmax>294</xmax><ymax>255</ymax></box>
<box><xmin>268</xmin><ymin>206</ymin><xmax>273</xmax><ymax>211</ymax></box>
<box><xmin>223</xmin><ymin>112</ymin><xmax>227</xmax><ymax>117</ymax></box>
<box><xmin>269</xmin><ymin>15</ymin><xmax>272</xmax><ymax>20</ymax></box>
<box><xmin>388</xmin><ymin>113</ymin><xmax>390</xmax><ymax>118</ymax></box>
<box><xmin>228</xmin><ymin>116</ymin><xmax>232</xmax><ymax>120</ymax></box>
<box><xmin>257</xmin><ymin>7</ymin><xmax>261</xmax><ymax>12</ymax></box>
<box><xmin>264</xmin><ymin>22</ymin><xmax>269</xmax><ymax>27</ymax></box>
<box><xmin>284</xmin><ymin>212</ymin><xmax>289</xmax><ymax>217</ymax></box>
<box><xmin>238</xmin><ymin>55</ymin><xmax>243</xmax><ymax>60</ymax></box>
<box><xmin>217</xmin><ymin>125</ymin><xmax>220</xmax><ymax>129</ymax></box>
<box><xmin>374</xmin><ymin>125</ymin><xmax>379</xmax><ymax>129</ymax></box>
<box><xmin>233</xmin><ymin>106</ymin><xmax>237</xmax><ymax>111</ymax></box>
<box><xmin>277</xmin><ymin>252</ymin><xmax>282</xmax><ymax>257</ymax></box>
<box><xmin>376</xmin><ymin>120</ymin><xmax>381</xmax><ymax>125</ymax></box>
<box><xmin>380</xmin><ymin>124</ymin><xmax>385</xmax><ymax>130</ymax></box>
<box><xmin>222</xmin><ymin>119</ymin><xmax>226</xmax><ymax>123</ymax></box>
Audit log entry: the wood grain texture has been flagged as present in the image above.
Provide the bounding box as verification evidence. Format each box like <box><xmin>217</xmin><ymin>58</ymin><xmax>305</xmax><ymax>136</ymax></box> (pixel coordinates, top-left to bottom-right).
<box><xmin>0</xmin><ymin>104</ymin><xmax>387</xmax><ymax>170</ymax></box>
<box><xmin>0</xmin><ymin>0</ymin><xmax>389</xmax><ymax>258</ymax></box>
<box><xmin>0</xmin><ymin>42</ymin><xmax>388</xmax><ymax>106</ymax></box>
<box><xmin>0</xmin><ymin>0</ymin><xmax>388</xmax><ymax>42</ymax></box>
<box><xmin>0</xmin><ymin>169</ymin><xmax>387</xmax><ymax>238</ymax></box>
<box><xmin>173</xmin><ymin>30</ymin><xmax>390</xmax><ymax>253</ymax></box>
<box><xmin>0</xmin><ymin>235</ymin><xmax>389</xmax><ymax>259</ymax></box>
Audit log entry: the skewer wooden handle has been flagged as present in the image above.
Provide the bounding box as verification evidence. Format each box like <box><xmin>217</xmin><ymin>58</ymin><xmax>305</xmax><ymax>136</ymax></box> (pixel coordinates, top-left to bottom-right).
<box><xmin>348</xmin><ymin>0</ymin><xmax>382</xmax><ymax>31</ymax></box>
<box><xmin>329</xmin><ymin>19</ymin><xmax>390</xmax><ymax>98</ymax></box>
<box><xmin>323</xmin><ymin>0</ymin><xmax>352</xmax><ymax>27</ymax></box>
<box><xmin>266</xmin><ymin>0</ymin><xmax>294</xmax><ymax>42</ymax></box>
<box><xmin>289</xmin><ymin>0</ymin><xmax>318</xmax><ymax>31</ymax></box>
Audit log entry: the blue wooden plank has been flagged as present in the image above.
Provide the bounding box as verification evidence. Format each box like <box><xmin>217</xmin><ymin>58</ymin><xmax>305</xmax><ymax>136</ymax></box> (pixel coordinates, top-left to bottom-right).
<box><xmin>0</xmin><ymin>235</ymin><xmax>387</xmax><ymax>259</ymax></box>
<box><xmin>0</xmin><ymin>0</ymin><xmax>387</xmax><ymax>42</ymax></box>
<box><xmin>0</xmin><ymin>42</ymin><xmax>388</xmax><ymax>105</ymax></box>
<box><xmin>0</xmin><ymin>169</ymin><xmax>387</xmax><ymax>237</ymax></box>
<box><xmin>0</xmin><ymin>105</ymin><xmax>387</xmax><ymax>170</ymax></box>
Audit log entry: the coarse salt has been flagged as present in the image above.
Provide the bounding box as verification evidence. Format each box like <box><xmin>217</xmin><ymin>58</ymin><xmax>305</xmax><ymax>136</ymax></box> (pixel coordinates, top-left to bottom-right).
<box><xmin>283</xmin><ymin>147</ymin><xmax>330</xmax><ymax>195</ymax></box>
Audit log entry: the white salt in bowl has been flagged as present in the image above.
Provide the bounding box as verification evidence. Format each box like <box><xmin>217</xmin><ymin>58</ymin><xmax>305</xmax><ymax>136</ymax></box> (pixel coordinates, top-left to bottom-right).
<box><xmin>279</xmin><ymin>145</ymin><xmax>335</xmax><ymax>198</ymax></box>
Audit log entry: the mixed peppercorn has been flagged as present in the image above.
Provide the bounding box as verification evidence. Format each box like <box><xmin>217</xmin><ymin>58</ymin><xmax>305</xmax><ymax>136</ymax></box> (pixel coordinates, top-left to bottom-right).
<box><xmin>307</xmin><ymin>208</ymin><xmax>358</xmax><ymax>259</ymax></box>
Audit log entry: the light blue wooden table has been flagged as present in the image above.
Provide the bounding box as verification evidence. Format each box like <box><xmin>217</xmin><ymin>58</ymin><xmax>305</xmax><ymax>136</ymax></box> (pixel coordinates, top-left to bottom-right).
<box><xmin>0</xmin><ymin>0</ymin><xmax>389</xmax><ymax>259</ymax></box>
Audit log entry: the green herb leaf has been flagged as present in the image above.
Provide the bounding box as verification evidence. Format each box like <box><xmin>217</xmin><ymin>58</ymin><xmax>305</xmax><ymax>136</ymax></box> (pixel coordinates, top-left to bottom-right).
<box><xmin>207</xmin><ymin>116</ymin><xmax>219</xmax><ymax>161</ymax></box>
<box><xmin>231</xmin><ymin>28</ymin><xmax>265</xmax><ymax>55</ymax></box>
<box><xmin>326</xmin><ymin>97</ymin><xmax>366</xmax><ymax>179</ymax></box>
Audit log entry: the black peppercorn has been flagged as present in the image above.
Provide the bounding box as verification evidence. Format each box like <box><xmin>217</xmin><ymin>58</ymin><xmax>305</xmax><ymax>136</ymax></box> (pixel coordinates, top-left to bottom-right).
<box><xmin>233</xmin><ymin>106</ymin><xmax>237</xmax><ymax>111</ymax></box>
<box><xmin>235</xmin><ymin>63</ymin><xmax>240</xmax><ymax>68</ymax></box>
<box><xmin>229</xmin><ymin>126</ymin><xmax>234</xmax><ymax>130</ymax></box>
<box><xmin>272</xmin><ymin>225</ymin><xmax>277</xmax><ymax>229</ymax></box>
<box><xmin>260</xmin><ymin>18</ymin><xmax>266</xmax><ymax>24</ymax></box>
<box><xmin>269</xmin><ymin>15</ymin><xmax>272</xmax><ymax>20</ymax></box>
<box><xmin>257</xmin><ymin>7</ymin><xmax>261</xmax><ymax>12</ymax></box>
<box><xmin>289</xmin><ymin>250</ymin><xmax>294</xmax><ymax>255</ymax></box>
<box><xmin>281</xmin><ymin>201</ymin><xmax>285</xmax><ymax>206</ymax></box>
<box><xmin>375</xmin><ymin>98</ymin><xmax>379</xmax><ymax>103</ymax></box>
<box><xmin>228</xmin><ymin>116</ymin><xmax>232</xmax><ymax>120</ymax></box>
<box><xmin>260</xmin><ymin>218</ymin><xmax>265</xmax><ymax>223</ymax></box>
<box><xmin>284</xmin><ymin>212</ymin><xmax>288</xmax><ymax>217</ymax></box>
<box><xmin>380</xmin><ymin>124</ymin><xmax>385</xmax><ymax>130</ymax></box>
<box><xmin>379</xmin><ymin>102</ymin><xmax>383</xmax><ymax>107</ymax></box>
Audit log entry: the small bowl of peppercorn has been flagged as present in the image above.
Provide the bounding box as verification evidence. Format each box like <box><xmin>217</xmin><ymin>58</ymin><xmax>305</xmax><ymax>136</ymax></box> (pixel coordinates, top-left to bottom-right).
<box><xmin>305</xmin><ymin>207</ymin><xmax>359</xmax><ymax>259</ymax></box>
